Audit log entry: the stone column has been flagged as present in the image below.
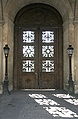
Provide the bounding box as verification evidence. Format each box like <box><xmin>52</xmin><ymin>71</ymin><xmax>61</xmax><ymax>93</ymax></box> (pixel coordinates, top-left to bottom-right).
<box><xmin>74</xmin><ymin>20</ymin><xmax>78</xmax><ymax>93</ymax></box>
<box><xmin>68</xmin><ymin>18</ymin><xmax>75</xmax><ymax>81</ymax></box>
<box><xmin>0</xmin><ymin>21</ymin><xmax>3</xmax><ymax>94</ymax></box>
<box><xmin>63</xmin><ymin>20</ymin><xmax>69</xmax><ymax>90</ymax></box>
<box><xmin>63</xmin><ymin>18</ymin><xmax>75</xmax><ymax>91</ymax></box>
<box><xmin>3</xmin><ymin>16</ymin><xmax>14</xmax><ymax>91</ymax></box>
<box><xmin>0</xmin><ymin>0</ymin><xmax>4</xmax><ymax>93</ymax></box>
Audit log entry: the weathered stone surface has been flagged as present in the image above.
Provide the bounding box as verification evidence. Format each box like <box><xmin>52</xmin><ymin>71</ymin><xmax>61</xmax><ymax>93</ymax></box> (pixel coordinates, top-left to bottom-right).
<box><xmin>0</xmin><ymin>0</ymin><xmax>78</xmax><ymax>93</ymax></box>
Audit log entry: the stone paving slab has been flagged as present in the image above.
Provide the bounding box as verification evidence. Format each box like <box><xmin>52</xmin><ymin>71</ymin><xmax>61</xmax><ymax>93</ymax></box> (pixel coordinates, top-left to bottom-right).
<box><xmin>0</xmin><ymin>90</ymin><xmax>78</xmax><ymax>119</ymax></box>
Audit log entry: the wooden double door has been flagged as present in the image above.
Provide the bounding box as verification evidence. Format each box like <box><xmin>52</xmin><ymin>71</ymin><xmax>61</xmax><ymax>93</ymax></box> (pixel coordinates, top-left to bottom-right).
<box><xmin>14</xmin><ymin>27</ymin><xmax>63</xmax><ymax>89</ymax></box>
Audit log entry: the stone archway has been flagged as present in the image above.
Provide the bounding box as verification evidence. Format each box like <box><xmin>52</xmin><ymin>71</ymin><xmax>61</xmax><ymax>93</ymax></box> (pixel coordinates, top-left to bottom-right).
<box><xmin>4</xmin><ymin>0</ymin><xmax>73</xmax><ymax>21</ymax></box>
<box><xmin>1</xmin><ymin>0</ymin><xmax>75</xmax><ymax>91</ymax></box>
<box><xmin>14</xmin><ymin>3</ymin><xmax>63</xmax><ymax>89</ymax></box>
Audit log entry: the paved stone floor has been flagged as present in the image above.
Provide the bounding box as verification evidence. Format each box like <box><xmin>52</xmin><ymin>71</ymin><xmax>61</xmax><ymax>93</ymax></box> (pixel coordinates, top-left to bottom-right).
<box><xmin>0</xmin><ymin>90</ymin><xmax>78</xmax><ymax>119</ymax></box>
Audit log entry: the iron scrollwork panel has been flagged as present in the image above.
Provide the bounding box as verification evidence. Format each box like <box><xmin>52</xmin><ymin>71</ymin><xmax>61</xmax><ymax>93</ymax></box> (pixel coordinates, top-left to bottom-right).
<box><xmin>22</xmin><ymin>60</ymin><xmax>35</xmax><ymax>72</ymax></box>
<box><xmin>23</xmin><ymin>31</ymin><xmax>35</xmax><ymax>43</ymax></box>
<box><xmin>22</xmin><ymin>31</ymin><xmax>35</xmax><ymax>72</ymax></box>
<box><xmin>42</xmin><ymin>31</ymin><xmax>55</xmax><ymax>72</ymax></box>
<box><xmin>42</xmin><ymin>60</ymin><xmax>54</xmax><ymax>72</ymax></box>
<box><xmin>23</xmin><ymin>46</ymin><xmax>34</xmax><ymax>57</ymax></box>
<box><xmin>42</xmin><ymin>45</ymin><xmax>54</xmax><ymax>57</ymax></box>
<box><xmin>42</xmin><ymin>31</ymin><xmax>54</xmax><ymax>43</ymax></box>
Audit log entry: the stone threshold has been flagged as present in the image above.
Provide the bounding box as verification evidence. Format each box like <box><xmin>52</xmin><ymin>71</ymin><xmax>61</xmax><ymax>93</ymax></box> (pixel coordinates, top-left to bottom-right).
<box><xmin>21</xmin><ymin>89</ymin><xmax>56</xmax><ymax>91</ymax></box>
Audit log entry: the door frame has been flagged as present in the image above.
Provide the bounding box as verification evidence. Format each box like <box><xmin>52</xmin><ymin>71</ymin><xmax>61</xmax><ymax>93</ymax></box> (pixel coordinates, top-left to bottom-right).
<box><xmin>14</xmin><ymin>26</ymin><xmax>63</xmax><ymax>89</ymax></box>
<box><xmin>13</xmin><ymin>3</ymin><xmax>63</xmax><ymax>89</ymax></box>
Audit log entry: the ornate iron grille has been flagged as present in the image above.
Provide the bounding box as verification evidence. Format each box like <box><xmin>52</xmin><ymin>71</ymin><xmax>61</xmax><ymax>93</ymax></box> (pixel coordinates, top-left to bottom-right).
<box><xmin>22</xmin><ymin>31</ymin><xmax>35</xmax><ymax>72</ymax></box>
<box><xmin>22</xmin><ymin>60</ymin><xmax>34</xmax><ymax>72</ymax></box>
<box><xmin>42</xmin><ymin>31</ymin><xmax>54</xmax><ymax>43</ymax></box>
<box><xmin>23</xmin><ymin>46</ymin><xmax>34</xmax><ymax>57</ymax></box>
<box><xmin>23</xmin><ymin>31</ymin><xmax>35</xmax><ymax>43</ymax></box>
<box><xmin>42</xmin><ymin>60</ymin><xmax>54</xmax><ymax>72</ymax></box>
<box><xmin>42</xmin><ymin>46</ymin><xmax>54</xmax><ymax>57</ymax></box>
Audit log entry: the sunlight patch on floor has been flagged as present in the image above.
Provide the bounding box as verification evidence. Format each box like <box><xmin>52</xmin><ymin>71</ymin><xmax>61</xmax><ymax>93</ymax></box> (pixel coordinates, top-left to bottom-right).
<box><xmin>34</xmin><ymin>99</ymin><xmax>59</xmax><ymax>106</ymax></box>
<box><xmin>52</xmin><ymin>93</ymin><xmax>78</xmax><ymax>105</ymax></box>
<box><xmin>29</xmin><ymin>94</ymin><xmax>47</xmax><ymax>98</ymax></box>
<box><xmin>43</xmin><ymin>106</ymin><xmax>78</xmax><ymax>118</ymax></box>
<box><xmin>29</xmin><ymin>93</ymin><xmax>78</xmax><ymax>118</ymax></box>
<box><xmin>52</xmin><ymin>94</ymin><xmax>74</xmax><ymax>98</ymax></box>
<box><xmin>65</xmin><ymin>99</ymin><xmax>78</xmax><ymax>105</ymax></box>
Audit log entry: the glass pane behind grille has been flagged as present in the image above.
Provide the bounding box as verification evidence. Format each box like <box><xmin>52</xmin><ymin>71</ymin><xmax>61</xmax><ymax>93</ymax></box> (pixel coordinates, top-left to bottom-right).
<box><xmin>23</xmin><ymin>46</ymin><xmax>34</xmax><ymax>57</ymax></box>
<box><xmin>42</xmin><ymin>46</ymin><xmax>54</xmax><ymax>57</ymax></box>
<box><xmin>42</xmin><ymin>31</ymin><xmax>54</xmax><ymax>43</ymax></box>
<box><xmin>22</xmin><ymin>60</ymin><xmax>34</xmax><ymax>72</ymax></box>
<box><xmin>22</xmin><ymin>31</ymin><xmax>35</xmax><ymax>72</ymax></box>
<box><xmin>42</xmin><ymin>31</ymin><xmax>55</xmax><ymax>72</ymax></box>
<box><xmin>42</xmin><ymin>60</ymin><xmax>54</xmax><ymax>72</ymax></box>
<box><xmin>22</xmin><ymin>30</ymin><xmax>55</xmax><ymax>73</ymax></box>
<box><xmin>23</xmin><ymin>31</ymin><xmax>35</xmax><ymax>43</ymax></box>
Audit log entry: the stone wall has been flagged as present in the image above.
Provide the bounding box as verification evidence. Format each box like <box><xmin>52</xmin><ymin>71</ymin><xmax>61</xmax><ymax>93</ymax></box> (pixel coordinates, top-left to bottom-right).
<box><xmin>0</xmin><ymin>23</ymin><xmax>3</xmax><ymax>94</ymax></box>
<box><xmin>74</xmin><ymin>20</ymin><xmax>78</xmax><ymax>93</ymax></box>
<box><xmin>0</xmin><ymin>0</ymin><xmax>3</xmax><ymax>93</ymax></box>
<box><xmin>2</xmin><ymin>17</ymin><xmax>14</xmax><ymax>91</ymax></box>
<box><xmin>0</xmin><ymin>0</ymin><xmax>78</xmax><ymax>93</ymax></box>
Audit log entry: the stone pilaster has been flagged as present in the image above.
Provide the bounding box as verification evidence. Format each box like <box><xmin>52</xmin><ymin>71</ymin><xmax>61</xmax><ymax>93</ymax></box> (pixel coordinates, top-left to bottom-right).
<box><xmin>74</xmin><ymin>20</ymin><xmax>78</xmax><ymax>93</ymax></box>
<box><xmin>68</xmin><ymin>18</ymin><xmax>75</xmax><ymax>82</ymax></box>
<box><xmin>63</xmin><ymin>18</ymin><xmax>75</xmax><ymax>91</ymax></box>
<box><xmin>2</xmin><ymin>16</ymin><xmax>14</xmax><ymax>91</ymax></box>
<box><xmin>0</xmin><ymin>21</ymin><xmax>4</xmax><ymax>94</ymax></box>
<box><xmin>63</xmin><ymin>21</ymin><xmax>69</xmax><ymax>90</ymax></box>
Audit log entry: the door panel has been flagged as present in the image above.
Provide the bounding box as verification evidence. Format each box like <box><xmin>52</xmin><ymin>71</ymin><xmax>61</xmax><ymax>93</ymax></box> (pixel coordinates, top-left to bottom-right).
<box><xmin>39</xmin><ymin>29</ymin><xmax>57</xmax><ymax>88</ymax></box>
<box><xmin>21</xmin><ymin>30</ymin><xmax>37</xmax><ymax>88</ymax></box>
<box><xmin>17</xmin><ymin>28</ymin><xmax>58</xmax><ymax>89</ymax></box>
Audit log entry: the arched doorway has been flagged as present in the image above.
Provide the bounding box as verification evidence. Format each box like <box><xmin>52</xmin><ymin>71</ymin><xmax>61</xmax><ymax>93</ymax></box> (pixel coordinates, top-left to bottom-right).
<box><xmin>14</xmin><ymin>3</ymin><xmax>63</xmax><ymax>89</ymax></box>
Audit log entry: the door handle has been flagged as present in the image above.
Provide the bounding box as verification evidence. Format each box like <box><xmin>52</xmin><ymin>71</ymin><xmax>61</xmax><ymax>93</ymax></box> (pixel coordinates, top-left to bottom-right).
<box><xmin>35</xmin><ymin>72</ymin><xmax>38</xmax><ymax>80</ymax></box>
